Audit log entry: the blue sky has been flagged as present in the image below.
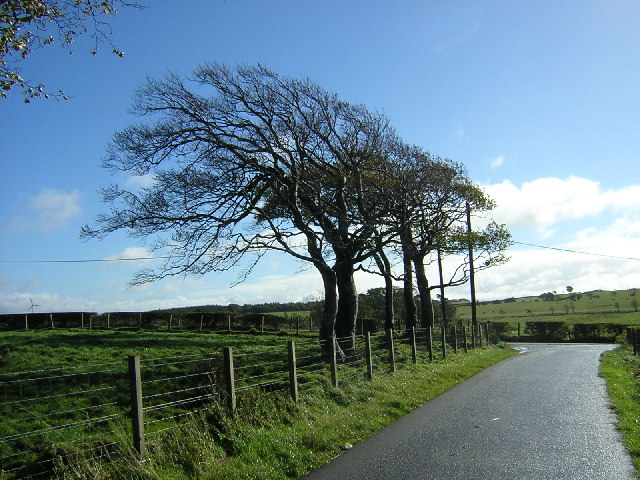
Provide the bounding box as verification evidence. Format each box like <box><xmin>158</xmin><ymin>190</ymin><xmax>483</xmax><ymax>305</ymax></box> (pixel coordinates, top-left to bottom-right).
<box><xmin>1</xmin><ymin>0</ymin><xmax>639</xmax><ymax>314</ymax></box>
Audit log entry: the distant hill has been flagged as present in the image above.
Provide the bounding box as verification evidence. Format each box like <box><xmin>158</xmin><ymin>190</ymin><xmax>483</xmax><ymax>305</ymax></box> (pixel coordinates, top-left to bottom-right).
<box><xmin>457</xmin><ymin>288</ymin><xmax>639</xmax><ymax>325</ymax></box>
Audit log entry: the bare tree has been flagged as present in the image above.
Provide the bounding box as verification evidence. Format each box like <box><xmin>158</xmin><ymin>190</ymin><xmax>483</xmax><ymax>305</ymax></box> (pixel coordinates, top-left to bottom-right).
<box><xmin>370</xmin><ymin>146</ymin><xmax>510</xmax><ymax>328</ymax></box>
<box><xmin>82</xmin><ymin>63</ymin><xmax>397</xmax><ymax>352</ymax></box>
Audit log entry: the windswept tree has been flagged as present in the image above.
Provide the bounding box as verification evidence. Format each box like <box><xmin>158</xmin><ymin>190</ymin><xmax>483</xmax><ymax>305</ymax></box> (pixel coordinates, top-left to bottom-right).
<box><xmin>368</xmin><ymin>146</ymin><xmax>510</xmax><ymax>328</ymax></box>
<box><xmin>82</xmin><ymin>63</ymin><xmax>397</xmax><ymax>352</ymax></box>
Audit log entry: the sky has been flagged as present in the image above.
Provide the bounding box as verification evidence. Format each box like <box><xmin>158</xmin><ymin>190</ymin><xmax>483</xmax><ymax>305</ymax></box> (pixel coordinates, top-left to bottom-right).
<box><xmin>1</xmin><ymin>0</ymin><xmax>639</xmax><ymax>314</ymax></box>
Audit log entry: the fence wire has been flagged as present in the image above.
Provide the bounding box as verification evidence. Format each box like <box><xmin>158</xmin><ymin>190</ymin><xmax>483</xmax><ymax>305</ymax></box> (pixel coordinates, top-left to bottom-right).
<box><xmin>0</xmin><ymin>326</ymin><xmax>496</xmax><ymax>478</ymax></box>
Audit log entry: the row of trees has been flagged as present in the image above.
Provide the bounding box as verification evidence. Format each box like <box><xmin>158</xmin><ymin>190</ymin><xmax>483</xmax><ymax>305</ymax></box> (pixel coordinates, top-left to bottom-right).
<box><xmin>81</xmin><ymin>64</ymin><xmax>510</xmax><ymax>354</ymax></box>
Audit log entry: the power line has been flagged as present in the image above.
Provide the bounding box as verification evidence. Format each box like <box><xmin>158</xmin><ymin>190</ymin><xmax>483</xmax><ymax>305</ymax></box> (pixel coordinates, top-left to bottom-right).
<box><xmin>0</xmin><ymin>257</ymin><xmax>160</xmax><ymax>264</ymax></box>
<box><xmin>1</xmin><ymin>241</ymin><xmax>639</xmax><ymax>264</ymax></box>
<box><xmin>512</xmin><ymin>241</ymin><xmax>640</xmax><ymax>262</ymax></box>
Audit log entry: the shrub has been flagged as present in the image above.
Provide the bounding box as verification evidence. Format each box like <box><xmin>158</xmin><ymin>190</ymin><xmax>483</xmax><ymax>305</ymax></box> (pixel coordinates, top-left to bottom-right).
<box><xmin>487</xmin><ymin>322</ymin><xmax>511</xmax><ymax>342</ymax></box>
<box><xmin>524</xmin><ymin>322</ymin><xmax>569</xmax><ymax>341</ymax></box>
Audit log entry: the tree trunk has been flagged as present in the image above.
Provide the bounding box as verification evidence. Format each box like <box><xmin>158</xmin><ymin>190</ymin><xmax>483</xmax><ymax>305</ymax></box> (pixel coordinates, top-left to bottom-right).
<box><xmin>414</xmin><ymin>254</ymin><xmax>435</xmax><ymax>328</ymax></box>
<box><xmin>402</xmin><ymin>250</ymin><xmax>417</xmax><ymax>329</ymax></box>
<box><xmin>374</xmin><ymin>252</ymin><xmax>395</xmax><ymax>331</ymax></box>
<box><xmin>334</xmin><ymin>261</ymin><xmax>358</xmax><ymax>358</ymax></box>
<box><xmin>318</xmin><ymin>266</ymin><xmax>338</xmax><ymax>347</ymax></box>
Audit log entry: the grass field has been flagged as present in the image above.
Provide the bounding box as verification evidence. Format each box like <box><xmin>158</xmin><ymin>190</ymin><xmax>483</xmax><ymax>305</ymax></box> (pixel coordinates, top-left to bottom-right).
<box><xmin>0</xmin><ymin>328</ymin><xmax>308</xmax><ymax>372</ymax></box>
<box><xmin>456</xmin><ymin>288</ymin><xmax>640</xmax><ymax>325</ymax></box>
<box><xmin>0</xmin><ymin>328</ymin><xmax>515</xmax><ymax>479</ymax></box>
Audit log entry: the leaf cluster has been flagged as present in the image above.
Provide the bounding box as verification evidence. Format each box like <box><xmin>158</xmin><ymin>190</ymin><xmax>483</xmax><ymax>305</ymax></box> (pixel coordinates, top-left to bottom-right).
<box><xmin>1</xmin><ymin>0</ymin><xmax>140</xmax><ymax>101</ymax></box>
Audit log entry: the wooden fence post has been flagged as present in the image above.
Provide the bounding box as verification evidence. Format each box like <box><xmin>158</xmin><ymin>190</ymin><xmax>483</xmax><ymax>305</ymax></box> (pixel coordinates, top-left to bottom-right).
<box><xmin>485</xmin><ymin>323</ymin><xmax>491</xmax><ymax>345</ymax></box>
<box><xmin>199</xmin><ymin>314</ymin><xmax>204</xmax><ymax>332</ymax></box>
<box><xmin>107</xmin><ymin>313</ymin><xmax>110</xmax><ymax>329</ymax></box>
<box><xmin>81</xmin><ymin>312</ymin><xmax>84</xmax><ymax>329</ymax></box>
<box><xmin>309</xmin><ymin>316</ymin><xmax>312</xmax><ymax>332</ymax></box>
<box><xmin>518</xmin><ymin>322</ymin><xmax>521</xmax><ymax>339</ymax></box>
<box><xmin>441</xmin><ymin>326</ymin><xmax>447</xmax><ymax>359</ymax></box>
<box><xmin>223</xmin><ymin>347</ymin><xmax>236</xmax><ymax>414</ymax></box>
<box><xmin>261</xmin><ymin>315</ymin><xmax>265</xmax><ymax>334</ymax></box>
<box><xmin>387</xmin><ymin>329</ymin><xmax>396</xmax><ymax>373</ymax></box>
<box><xmin>428</xmin><ymin>326</ymin><xmax>434</xmax><ymax>362</ymax></box>
<box><xmin>287</xmin><ymin>340</ymin><xmax>298</xmax><ymax>402</ymax></box>
<box><xmin>329</xmin><ymin>335</ymin><xmax>338</xmax><ymax>387</ymax></box>
<box><xmin>472</xmin><ymin>325</ymin><xmax>477</xmax><ymax>348</ymax></box>
<box><xmin>463</xmin><ymin>325</ymin><xmax>468</xmax><ymax>353</ymax></box>
<box><xmin>227</xmin><ymin>315</ymin><xmax>232</xmax><ymax>333</ymax></box>
<box><xmin>365</xmin><ymin>331</ymin><xmax>373</xmax><ymax>380</ymax></box>
<box><xmin>128</xmin><ymin>355</ymin><xmax>146</xmax><ymax>458</ymax></box>
<box><xmin>139</xmin><ymin>313</ymin><xmax>142</xmax><ymax>328</ymax></box>
<box><xmin>453</xmin><ymin>326</ymin><xmax>458</xmax><ymax>354</ymax></box>
<box><xmin>410</xmin><ymin>327</ymin><xmax>417</xmax><ymax>365</ymax></box>
<box><xmin>168</xmin><ymin>313</ymin><xmax>172</xmax><ymax>331</ymax></box>
<box><xmin>296</xmin><ymin>316</ymin><xmax>300</xmax><ymax>336</ymax></box>
<box><xmin>479</xmin><ymin>324</ymin><xmax>484</xmax><ymax>347</ymax></box>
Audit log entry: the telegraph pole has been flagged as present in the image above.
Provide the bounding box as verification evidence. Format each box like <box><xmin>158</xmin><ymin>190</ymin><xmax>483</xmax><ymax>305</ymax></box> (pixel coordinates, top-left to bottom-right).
<box><xmin>437</xmin><ymin>248</ymin><xmax>447</xmax><ymax>326</ymax></box>
<box><xmin>466</xmin><ymin>202</ymin><xmax>478</xmax><ymax>327</ymax></box>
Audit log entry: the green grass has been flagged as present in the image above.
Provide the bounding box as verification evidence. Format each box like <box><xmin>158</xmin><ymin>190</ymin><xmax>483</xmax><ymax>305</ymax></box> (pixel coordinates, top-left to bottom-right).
<box><xmin>456</xmin><ymin>288</ymin><xmax>640</xmax><ymax>325</ymax></box>
<box><xmin>0</xmin><ymin>329</ymin><xmax>516</xmax><ymax>479</ymax></box>
<box><xmin>120</xmin><ymin>345</ymin><xmax>518</xmax><ymax>479</ymax></box>
<box><xmin>600</xmin><ymin>346</ymin><xmax>640</xmax><ymax>476</ymax></box>
<box><xmin>0</xmin><ymin>328</ymin><xmax>314</xmax><ymax>372</ymax></box>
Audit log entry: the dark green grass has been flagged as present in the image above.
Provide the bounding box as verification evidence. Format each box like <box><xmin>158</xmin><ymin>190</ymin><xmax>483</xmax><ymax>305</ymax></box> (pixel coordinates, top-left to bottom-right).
<box><xmin>0</xmin><ymin>328</ymin><xmax>314</xmax><ymax>372</ymax></box>
<box><xmin>600</xmin><ymin>346</ymin><xmax>640</xmax><ymax>476</ymax></box>
<box><xmin>0</xmin><ymin>329</ymin><xmax>314</xmax><ymax>478</ymax></box>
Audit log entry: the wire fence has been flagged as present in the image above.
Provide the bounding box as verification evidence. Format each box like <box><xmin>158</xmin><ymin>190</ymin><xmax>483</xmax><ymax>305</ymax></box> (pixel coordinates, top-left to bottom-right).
<box><xmin>0</xmin><ymin>324</ymin><xmax>496</xmax><ymax>479</ymax></box>
<box><xmin>0</xmin><ymin>311</ymin><xmax>315</xmax><ymax>334</ymax></box>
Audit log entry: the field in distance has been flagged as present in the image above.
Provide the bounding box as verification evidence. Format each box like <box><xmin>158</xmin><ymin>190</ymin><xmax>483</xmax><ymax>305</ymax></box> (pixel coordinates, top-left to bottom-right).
<box><xmin>455</xmin><ymin>288</ymin><xmax>639</xmax><ymax>325</ymax></box>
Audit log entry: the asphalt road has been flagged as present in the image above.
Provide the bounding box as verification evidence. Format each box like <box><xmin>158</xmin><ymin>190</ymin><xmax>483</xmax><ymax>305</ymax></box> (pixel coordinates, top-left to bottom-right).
<box><xmin>302</xmin><ymin>344</ymin><xmax>635</xmax><ymax>480</ymax></box>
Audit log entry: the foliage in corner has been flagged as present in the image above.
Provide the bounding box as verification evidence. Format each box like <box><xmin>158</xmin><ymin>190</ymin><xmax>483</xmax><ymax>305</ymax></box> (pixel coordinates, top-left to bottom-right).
<box><xmin>0</xmin><ymin>0</ymin><xmax>141</xmax><ymax>102</ymax></box>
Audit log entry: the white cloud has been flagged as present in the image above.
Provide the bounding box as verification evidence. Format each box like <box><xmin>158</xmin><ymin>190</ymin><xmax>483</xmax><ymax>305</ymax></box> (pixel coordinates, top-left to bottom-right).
<box><xmin>440</xmin><ymin>208</ymin><xmax>640</xmax><ymax>301</ymax></box>
<box><xmin>489</xmin><ymin>155</ymin><xmax>504</xmax><ymax>169</ymax></box>
<box><xmin>106</xmin><ymin>246</ymin><xmax>153</xmax><ymax>261</ymax></box>
<box><xmin>0</xmin><ymin>291</ymin><xmax>94</xmax><ymax>314</ymax></box>
<box><xmin>483</xmin><ymin>177</ymin><xmax>640</xmax><ymax>236</ymax></box>
<box><xmin>125</xmin><ymin>174</ymin><xmax>157</xmax><ymax>190</ymax></box>
<box><xmin>2</xmin><ymin>188</ymin><xmax>83</xmax><ymax>234</ymax></box>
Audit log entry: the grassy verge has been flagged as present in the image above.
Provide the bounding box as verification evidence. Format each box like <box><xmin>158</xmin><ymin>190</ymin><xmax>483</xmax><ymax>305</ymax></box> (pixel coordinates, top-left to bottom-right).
<box><xmin>600</xmin><ymin>346</ymin><xmax>640</xmax><ymax>476</ymax></box>
<box><xmin>117</xmin><ymin>345</ymin><xmax>516</xmax><ymax>479</ymax></box>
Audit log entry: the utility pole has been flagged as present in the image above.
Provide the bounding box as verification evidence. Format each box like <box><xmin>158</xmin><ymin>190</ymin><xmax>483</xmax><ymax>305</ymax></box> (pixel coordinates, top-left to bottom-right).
<box><xmin>466</xmin><ymin>202</ymin><xmax>478</xmax><ymax>327</ymax></box>
<box><xmin>437</xmin><ymin>248</ymin><xmax>447</xmax><ymax>326</ymax></box>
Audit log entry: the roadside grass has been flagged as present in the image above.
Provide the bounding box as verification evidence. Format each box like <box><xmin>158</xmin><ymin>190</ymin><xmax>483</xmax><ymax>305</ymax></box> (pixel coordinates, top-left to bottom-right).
<box><xmin>600</xmin><ymin>346</ymin><xmax>640</xmax><ymax>476</ymax></box>
<box><xmin>119</xmin><ymin>345</ymin><xmax>518</xmax><ymax>480</ymax></box>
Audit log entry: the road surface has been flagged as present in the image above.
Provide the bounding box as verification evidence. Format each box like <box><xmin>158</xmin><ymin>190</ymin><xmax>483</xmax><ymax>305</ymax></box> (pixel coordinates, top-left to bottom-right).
<box><xmin>303</xmin><ymin>343</ymin><xmax>635</xmax><ymax>480</ymax></box>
